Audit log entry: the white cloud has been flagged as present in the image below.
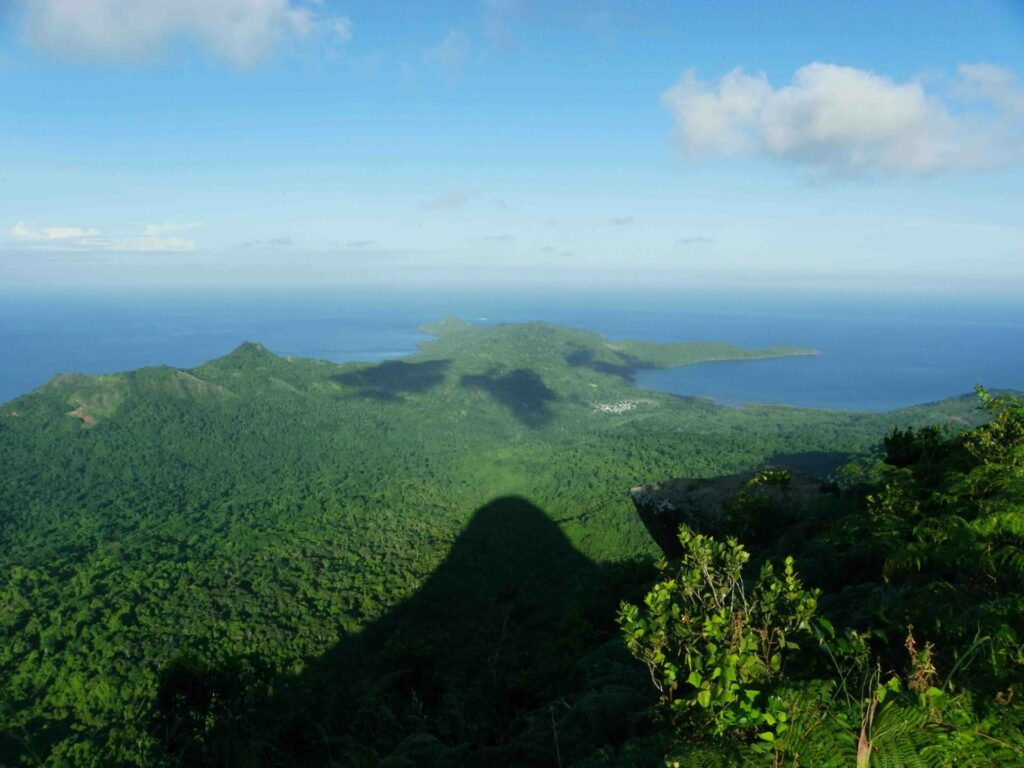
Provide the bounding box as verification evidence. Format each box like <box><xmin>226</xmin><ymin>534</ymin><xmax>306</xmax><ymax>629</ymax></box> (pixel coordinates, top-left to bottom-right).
<box><xmin>331</xmin><ymin>16</ymin><xmax>353</xmax><ymax>44</ymax></box>
<box><xmin>111</xmin><ymin>236</ymin><xmax>197</xmax><ymax>252</ymax></box>
<box><xmin>12</xmin><ymin>222</ymin><xmax>102</xmax><ymax>241</ymax></box>
<box><xmin>18</xmin><ymin>0</ymin><xmax>333</xmax><ymax>66</ymax></box>
<box><xmin>955</xmin><ymin>63</ymin><xmax>1024</xmax><ymax>115</ymax></box>
<box><xmin>662</xmin><ymin>62</ymin><xmax>1021</xmax><ymax>176</ymax></box>
<box><xmin>10</xmin><ymin>222</ymin><xmax>196</xmax><ymax>252</ymax></box>
<box><xmin>425</xmin><ymin>30</ymin><xmax>470</xmax><ymax>82</ymax></box>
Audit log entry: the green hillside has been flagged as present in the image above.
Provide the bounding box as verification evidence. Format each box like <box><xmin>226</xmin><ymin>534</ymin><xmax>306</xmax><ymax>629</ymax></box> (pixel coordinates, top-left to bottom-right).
<box><xmin>618</xmin><ymin>389</ymin><xmax>1024</xmax><ymax>766</ymax></box>
<box><xmin>0</xmin><ymin>321</ymin><xmax>994</xmax><ymax>765</ymax></box>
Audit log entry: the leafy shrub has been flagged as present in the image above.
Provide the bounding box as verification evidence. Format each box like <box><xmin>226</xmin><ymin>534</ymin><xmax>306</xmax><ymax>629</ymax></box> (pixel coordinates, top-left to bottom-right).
<box><xmin>617</xmin><ymin>527</ymin><xmax>817</xmax><ymax>747</ymax></box>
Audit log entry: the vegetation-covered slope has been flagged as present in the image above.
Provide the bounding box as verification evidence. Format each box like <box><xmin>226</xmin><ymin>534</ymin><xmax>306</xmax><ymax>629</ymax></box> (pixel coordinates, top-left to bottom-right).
<box><xmin>0</xmin><ymin>320</ymin><xmax>992</xmax><ymax>765</ymax></box>
<box><xmin>618</xmin><ymin>389</ymin><xmax>1024</xmax><ymax>767</ymax></box>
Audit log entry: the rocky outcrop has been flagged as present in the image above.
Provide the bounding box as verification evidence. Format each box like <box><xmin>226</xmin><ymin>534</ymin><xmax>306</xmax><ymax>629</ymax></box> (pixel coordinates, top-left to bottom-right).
<box><xmin>630</xmin><ymin>468</ymin><xmax>827</xmax><ymax>559</ymax></box>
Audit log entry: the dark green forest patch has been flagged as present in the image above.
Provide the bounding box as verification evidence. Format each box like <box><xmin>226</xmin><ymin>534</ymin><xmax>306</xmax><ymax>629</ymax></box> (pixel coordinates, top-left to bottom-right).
<box><xmin>460</xmin><ymin>367</ymin><xmax>557</xmax><ymax>427</ymax></box>
<box><xmin>332</xmin><ymin>359</ymin><xmax>452</xmax><ymax>401</ymax></box>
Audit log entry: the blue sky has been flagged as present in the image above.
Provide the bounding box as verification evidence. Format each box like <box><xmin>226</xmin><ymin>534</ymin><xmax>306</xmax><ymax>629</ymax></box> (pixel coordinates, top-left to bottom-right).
<box><xmin>1</xmin><ymin>0</ymin><xmax>1023</xmax><ymax>293</ymax></box>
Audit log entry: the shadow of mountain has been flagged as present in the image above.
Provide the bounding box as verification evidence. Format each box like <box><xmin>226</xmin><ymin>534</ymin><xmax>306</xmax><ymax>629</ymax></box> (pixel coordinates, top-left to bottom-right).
<box><xmin>564</xmin><ymin>347</ymin><xmax>644</xmax><ymax>382</ymax></box>
<box><xmin>331</xmin><ymin>359</ymin><xmax>451</xmax><ymax>401</ymax></box>
<box><xmin>767</xmin><ymin>451</ymin><xmax>851</xmax><ymax>477</ymax></box>
<box><xmin>151</xmin><ymin>497</ymin><xmax>655</xmax><ymax>767</ymax></box>
<box><xmin>460</xmin><ymin>369</ymin><xmax>557</xmax><ymax>427</ymax></box>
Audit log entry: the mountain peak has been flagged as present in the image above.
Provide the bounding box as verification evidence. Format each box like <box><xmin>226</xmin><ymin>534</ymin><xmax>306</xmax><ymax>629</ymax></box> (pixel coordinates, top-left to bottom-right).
<box><xmin>234</xmin><ymin>340</ymin><xmax>270</xmax><ymax>354</ymax></box>
<box><xmin>201</xmin><ymin>341</ymin><xmax>282</xmax><ymax>371</ymax></box>
<box><xmin>222</xmin><ymin>341</ymin><xmax>279</xmax><ymax>360</ymax></box>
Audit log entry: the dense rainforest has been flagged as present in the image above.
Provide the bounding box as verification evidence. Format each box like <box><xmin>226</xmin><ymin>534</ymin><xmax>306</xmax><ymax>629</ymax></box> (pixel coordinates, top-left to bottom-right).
<box><xmin>0</xmin><ymin>320</ymin><xmax>1016</xmax><ymax>766</ymax></box>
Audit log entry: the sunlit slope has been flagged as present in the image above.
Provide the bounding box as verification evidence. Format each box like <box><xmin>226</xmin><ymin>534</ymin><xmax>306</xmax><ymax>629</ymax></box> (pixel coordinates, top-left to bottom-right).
<box><xmin>0</xmin><ymin>320</ymin><xmax>989</xmax><ymax>764</ymax></box>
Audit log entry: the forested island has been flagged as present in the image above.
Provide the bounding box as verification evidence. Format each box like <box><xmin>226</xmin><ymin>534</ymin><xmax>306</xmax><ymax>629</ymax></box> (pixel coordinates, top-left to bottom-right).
<box><xmin>1</xmin><ymin>320</ymin><xmax>1020</xmax><ymax>766</ymax></box>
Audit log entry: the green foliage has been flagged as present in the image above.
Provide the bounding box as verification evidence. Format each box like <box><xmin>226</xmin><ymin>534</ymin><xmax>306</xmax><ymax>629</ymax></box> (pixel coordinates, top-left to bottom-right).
<box><xmin>822</xmin><ymin>389</ymin><xmax>1024</xmax><ymax>685</ymax></box>
<box><xmin>617</xmin><ymin>387</ymin><xmax>1024</xmax><ymax>767</ymax></box>
<box><xmin>618</xmin><ymin>528</ymin><xmax>817</xmax><ymax>745</ymax></box>
<box><xmin>0</xmin><ymin>321</ymin><xmax>998</xmax><ymax>764</ymax></box>
<box><xmin>748</xmin><ymin>469</ymin><xmax>792</xmax><ymax>488</ymax></box>
<box><xmin>965</xmin><ymin>386</ymin><xmax>1024</xmax><ymax>466</ymax></box>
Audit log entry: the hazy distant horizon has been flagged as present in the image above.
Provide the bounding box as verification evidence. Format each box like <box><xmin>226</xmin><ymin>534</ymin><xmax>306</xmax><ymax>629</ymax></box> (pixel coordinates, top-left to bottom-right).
<box><xmin>4</xmin><ymin>270</ymin><xmax>1024</xmax><ymax>298</ymax></box>
<box><xmin>4</xmin><ymin>288</ymin><xmax>1022</xmax><ymax>411</ymax></box>
<box><xmin>3</xmin><ymin>0</ymin><xmax>1023</xmax><ymax>398</ymax></box>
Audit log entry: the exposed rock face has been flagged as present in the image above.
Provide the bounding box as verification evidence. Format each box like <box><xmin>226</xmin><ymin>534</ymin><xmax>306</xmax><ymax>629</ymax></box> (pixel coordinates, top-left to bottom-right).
<box><xmin>630</xmin><ymin>469</ymin><xmax>827</xmax><ymax>559</ymax></box>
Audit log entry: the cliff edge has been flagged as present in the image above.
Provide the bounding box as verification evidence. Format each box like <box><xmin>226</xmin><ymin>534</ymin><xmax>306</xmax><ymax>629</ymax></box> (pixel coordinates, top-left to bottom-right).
<box><xmin>630</xmin><ymin>468</ymin><xmax>829</xmax><ymax>559</ymax></box>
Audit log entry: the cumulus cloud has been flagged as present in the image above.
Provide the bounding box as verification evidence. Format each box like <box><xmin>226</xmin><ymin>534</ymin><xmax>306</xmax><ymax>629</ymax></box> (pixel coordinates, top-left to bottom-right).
<box><xmin>677</xmin><ymin>236</ymin><xmax>714</xmax><ymax>245</ymax></box>
<box><xmin>18</xmin><ymin>0</ymin><xmax>349</xmax><ymax>66</ymax></box>
<box><xmin>11</xmin><ymin>221</ymin><xmax>196</xmax><ymax>252</ymax></box>
<box><xmin>662</xmin><ymin>62</ymin><xmax>1022</xmax><ymax>176</ymax></box>
<box><xmin>609</xmin><ymin>216</ymin><xmax>634</xmax><ymax>226</ymax></box>
<box><xmin>420</xmin><ymin>187</ymin><xmax>475</xmax><ymax>210</ymax></box>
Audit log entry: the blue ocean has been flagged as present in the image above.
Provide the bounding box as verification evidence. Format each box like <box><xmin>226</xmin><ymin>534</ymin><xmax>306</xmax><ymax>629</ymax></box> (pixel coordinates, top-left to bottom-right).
<box><xmin>2</xmin><ymin>289</ymin><xmax>1022</xmax><ymax>411</ymax></box>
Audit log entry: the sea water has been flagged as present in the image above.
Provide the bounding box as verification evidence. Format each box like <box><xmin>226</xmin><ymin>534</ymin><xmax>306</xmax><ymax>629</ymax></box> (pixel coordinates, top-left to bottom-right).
<box><xmin>1</xmin><ymin>288</ymin><xmax>1022</xmax><ymax>411</ymax></box>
